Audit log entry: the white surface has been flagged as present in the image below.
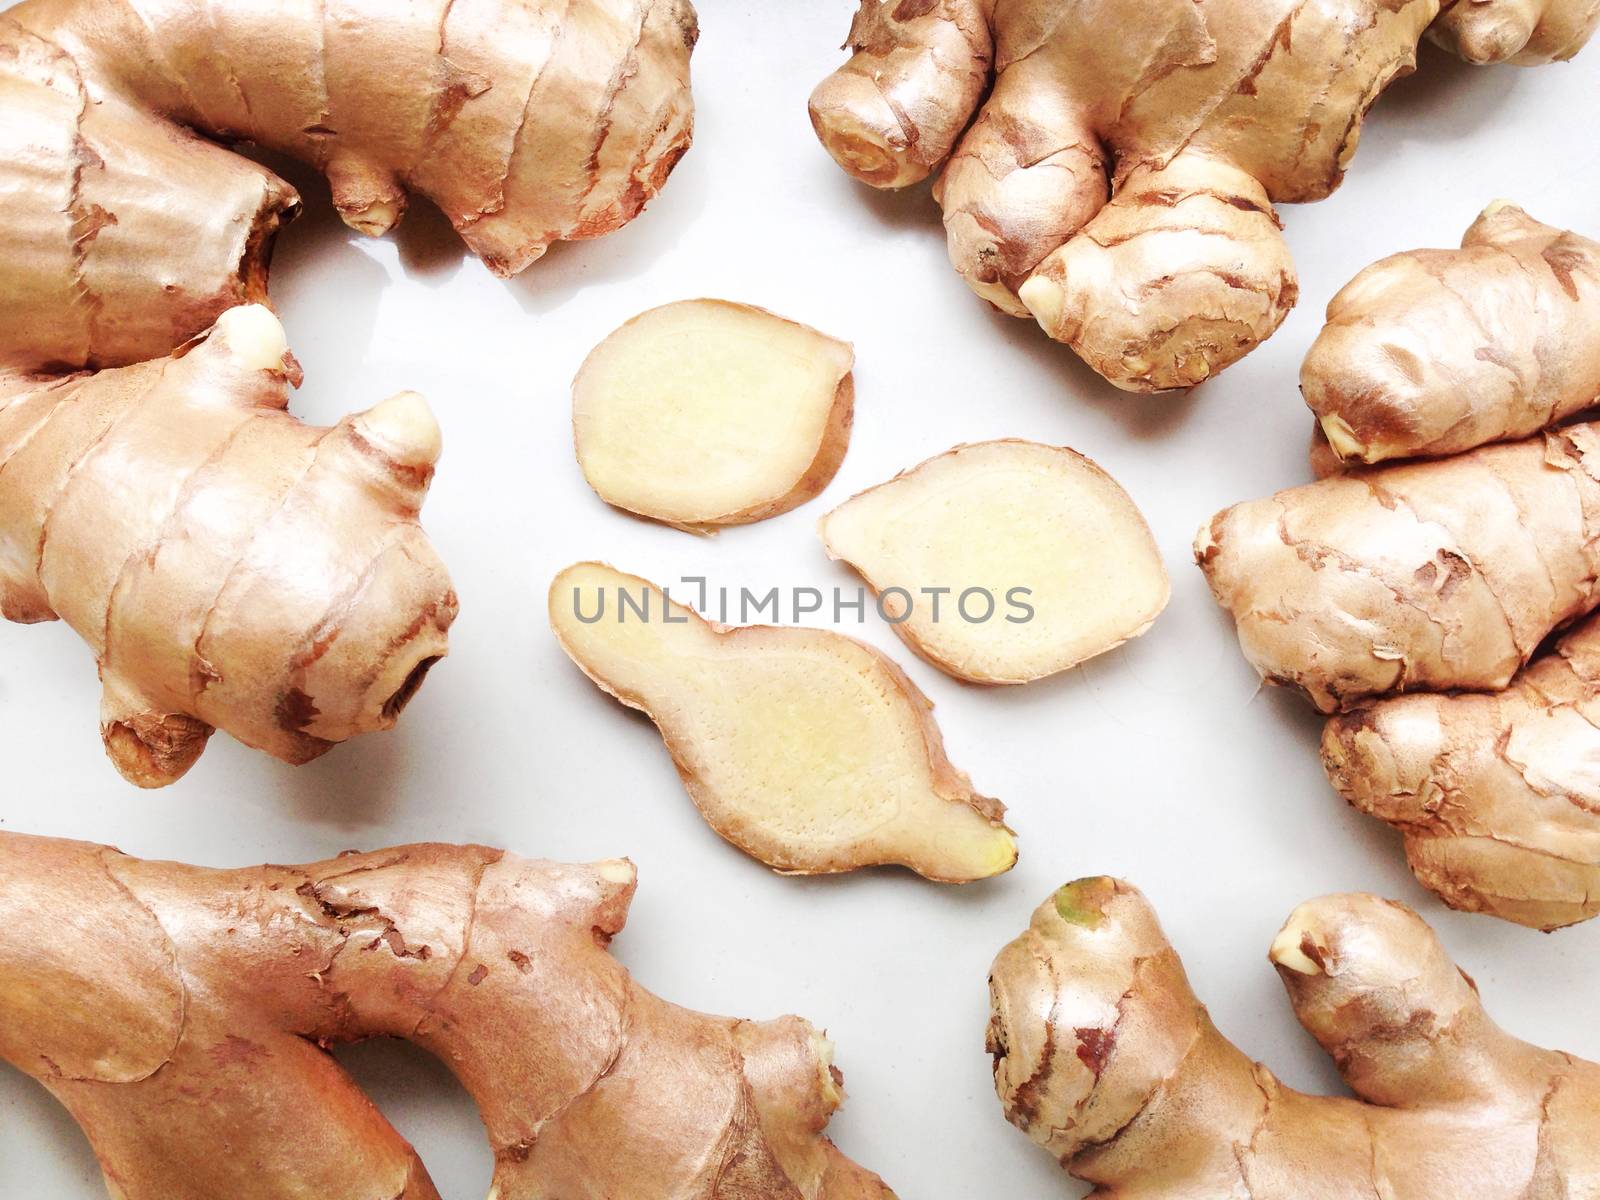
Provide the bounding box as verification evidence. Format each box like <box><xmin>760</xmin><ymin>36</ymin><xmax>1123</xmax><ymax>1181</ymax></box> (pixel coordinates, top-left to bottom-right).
<box><xmin>3</xmin><ymin>7</ymin><xmax>1598</xmax><ymax>1197</ymax></box>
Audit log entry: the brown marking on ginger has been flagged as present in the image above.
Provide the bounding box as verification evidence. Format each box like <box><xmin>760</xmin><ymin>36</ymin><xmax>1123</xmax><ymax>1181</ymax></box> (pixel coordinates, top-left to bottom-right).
<box><xmin>1005</xmin><ymin>1008</ymin><xmax>1057</xmax><ymax>1130</ymax></box>
<box><xmin>1543</xmin><ymin>241</ymin><xmax>1588</xmax><ymax>302</ymax></box>
<box><xmin>1073</xmin><ymin>1026</ymin><xmax>1116</xmax><ymax>1076</ymax></box>
<box><xmin>276</xmin><ymin>688</ymin><xmax>321</xmax><ymax>732</ymax></box>
<box><xmin>0</xmin><ymin>833</ymin><xmax>891</xmax><ymax>1195</ymax></box>
<box><xmin>208</xmin><ymin>1035</ymin><xmax>268</xmax><ymax>1068</ymax></box>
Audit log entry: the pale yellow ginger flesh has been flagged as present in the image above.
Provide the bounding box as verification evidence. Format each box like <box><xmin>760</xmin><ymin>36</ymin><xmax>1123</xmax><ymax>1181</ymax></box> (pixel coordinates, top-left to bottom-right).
<box><xmin>549</xmin><ymin>562</ymin><xmax>1017</xmax><ymax>881</ymax></box>
<box><xmin>0</xmin><ymin>305</ymin><xmax>457</xmax><ymax>786</ymax></box>
<box><xmin>808</xmin><ymin>0</ymin><xmax>1595</xmax><ymax>392</ymax></box>
<box><xmin>573</xmin><ymin>300</ymin><xmax>855</xmax><ymax>533</ymax></box>
<box><xmin>0</xmin><ymin>0</ymin><xmax>697</xmax><ymax>372</ymax></box>
<box><xmin>1305</xmin><ymin>204</ymin><xmax>1600</xmax><ymax>464</ymax></box>
<box><xmin>0</xmin><ymin>832</ymin><xmax>896</xmax><ymax>1200</ymax></box>
<box><xmin>1197</xmin><ymin>423</ymin><xmax>1600</xmax><ymax>712</ymax></box>
<box><xmin>988</xmin><ymin>878</ymin><xmax>1600</xmax><ymax>1197</ymax></box>
<box><xmin>819</xmin><ymin>441</ymin><xmax>1169</xmax><ymax>684</ymax></box>
<box><xmin>1308</xmin><ymin>423</ymin><xmax>1349</xmax><ymax>480</ymax></box>
<box><xmin>1324</xmin><ymin>612</ymin><xmax>1600</xmax><ymax>930</ymax></box>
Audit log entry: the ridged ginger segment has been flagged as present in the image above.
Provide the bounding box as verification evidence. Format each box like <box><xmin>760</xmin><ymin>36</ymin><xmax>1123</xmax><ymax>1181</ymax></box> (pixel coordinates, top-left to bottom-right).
<box><xmin>0</xmin><ymin>304</ymin><xmax>457</xmax><ymax>786</ymax></box>
<box><xmin>1196</xmin><ymin>424</ymin><xmax>1600</xmax><ymax>712</ymax></box>
<box><xmin>0</xmin><ymin>831</ymin><xmax>895</xmax><ymax>1200</ymax></box>
<box><xmin>987</xmin><ymin>878</ymin><xmax>1600</xmax><ymax>1196</ymax></box>
<box><xmin>1323</xmin><ymin>613</ymin><xmax>1600</xmax><ymax>930</ymax></box>
<box><xmin>573</xmin><ymin>300</ymin><xmax>855</xmax><ymax>533</ymax></box>
<box><xmin>1305</xmin><ymin>204</ymin><xmax>1600</xmax><ymax>464</ymax></box>
<box><xmin>1429</xmin><ymin>0</ymin><xmax>1600</xmax><ymax>62</ymax></box>
<box><xmin>1207</xmin><ymin>207</ymin><xmax>1600</xmax><ymax>927</ymax></box>
<box><xmin>809</xmin><ymin>0</ymin><xmax>1594</xmax><ymax>392</ymax></box>
<box><xmin>0</xmin><ymin>0</ymin><xmax>697</xmax><ymax>371</ymax></box>
<box><xmin>819</xmin><ymin>441</ymin><xmax>1169</xmax><ymax>684</ymax></box>
<box><xmin>549</xmin><ymin>562</ymin><xmax>1017</xmax><ymax>881</ymax></box>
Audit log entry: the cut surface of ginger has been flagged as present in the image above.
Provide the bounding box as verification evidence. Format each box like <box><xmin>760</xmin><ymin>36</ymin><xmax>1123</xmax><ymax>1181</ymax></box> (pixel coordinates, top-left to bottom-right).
<box><xmin>549</xmin><ymin>562</ymin><xmax>1016</xmax><ymax>881</ymax></box>
<box><xmin>573</xmin><ymin>300</ymin><xmax>855</xmax><ymax>533</ymax></box>
<box><xmin>819</xmin><ymin>441</ymin><xmax>1169</xmax><ymax>683</ymax></box>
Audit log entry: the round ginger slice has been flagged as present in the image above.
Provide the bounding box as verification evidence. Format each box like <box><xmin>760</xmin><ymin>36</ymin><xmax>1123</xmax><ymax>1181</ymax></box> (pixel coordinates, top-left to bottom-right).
<box><xmin>573</xmin><ymin>300</ymin><xmax>855</xmax><ymax>533</ymax></box>
<box><xmin>819</xmin><ymin>441</ymin><xmax>1170</xmax><ymax>684</ymax></box>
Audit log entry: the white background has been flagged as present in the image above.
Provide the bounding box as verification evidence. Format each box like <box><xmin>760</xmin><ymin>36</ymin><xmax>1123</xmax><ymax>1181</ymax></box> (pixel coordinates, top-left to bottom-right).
<box><xmin>3</xmin><ymin>5</ymin><xmax>1598</xmax><ymax>1196</ymax></box>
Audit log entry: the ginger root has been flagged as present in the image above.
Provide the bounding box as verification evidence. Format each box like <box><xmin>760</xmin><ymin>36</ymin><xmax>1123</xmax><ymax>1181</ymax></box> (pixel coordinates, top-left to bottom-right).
<box><xmin>819</xmin><ymin>441</ymin><xmax>1168</xmax><ymax>684</ymax></box>
<box><xmin>1323</xmin><ymin>612</ymin><xmax>1600</xmax><ymax>930</ymax></box>
<box><xmin>1305</xmin><ymin>204</ymin><xmax>1600</xmax><ymax>464</ymax></box>
<box><xmin>1197</xmin><ymin>423</ymin><xmax>1600</xmax><ymax>712</ymax></box>
<box><xmin>988</xmin><ymin>877</ymin><xmax>1600</xmax><ymax>1196</ymax></box>
<box><xmin>0</xmin><ymin>0</ymin><xmax>697</xmax><ymax>372</ymax></box>
<box><xmin>1429</xmin><ymin>0</ymin><xmax>1600</xmax><ymax>62</ymax></box>
<box><xmin>1209</xmin><ymin>209</ymin><xmax>1600</xmax><ymax>926</ymax></box>
<box><xmin>0</xmin><ymin>304</ymin><xmax>456</xmax><ymax>786</ymax></box>
<box><xmin>573</xmin><ymin>300</ymin><xmax>854</xmax><ymax>533</ymax></box>
<box><xmin>809</xmin><ymin>0</ymin><xmax>1594</xmax><ymax>392</ymax></box>
<box><xmin>0</xmin><ymin>831</ymin><xmax>894</xmax><ymax>1200</ymax></box>
<box><xmin>549</xmin><ymin>562</ymin><xmax>1017</xmax><ymax>881</ymax></box>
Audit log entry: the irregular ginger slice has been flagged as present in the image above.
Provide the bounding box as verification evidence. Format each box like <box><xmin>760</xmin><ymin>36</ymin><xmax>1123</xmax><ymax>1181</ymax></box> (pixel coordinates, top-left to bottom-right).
<box><xmin>549</xmin><ymin>562</ymin><xmax>1016</xmax><ymax>881</ymax></box>
<box><xmin>573</xmin><ymin>300</ymin><xmax>854</xmax><ymax>533</ymax></box>
<box><xmin>819</xmin><ymin>441</ymin><xmax>1169</xmax><ymax>683</ymax></box>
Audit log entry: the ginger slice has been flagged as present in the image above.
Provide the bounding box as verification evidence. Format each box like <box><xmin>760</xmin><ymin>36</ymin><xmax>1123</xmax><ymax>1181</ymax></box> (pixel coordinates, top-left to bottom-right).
<box><xmin>549</xmin><ymin>562</ymin><xmax>1016</xmax><ymax>881</ymax></box>
<box><xmin>572</xmin><ymin>300</ymin><xmax>854</xmax><ymax>533</ymax></box>
<box><xmin>819</xmin><ymin>441</ymin><xmax>1169</xmax><ymax>684</ymax></box>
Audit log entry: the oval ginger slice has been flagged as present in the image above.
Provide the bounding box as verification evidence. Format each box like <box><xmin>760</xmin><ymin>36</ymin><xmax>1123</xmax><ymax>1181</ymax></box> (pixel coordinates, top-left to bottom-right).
<box><xmin>573</xmin><ymin>300</ymin><xmax>855</xmax><ymax>533</ymax></box>
<box><xmin>819</xmin><ymin>441</ymin><xmax>1169</xmax><ymax>684</ymax></box>
<box><xmin>549</xmin><ymin>562</ymin><xmax>1016</xmax><ymax>882</ymax></box>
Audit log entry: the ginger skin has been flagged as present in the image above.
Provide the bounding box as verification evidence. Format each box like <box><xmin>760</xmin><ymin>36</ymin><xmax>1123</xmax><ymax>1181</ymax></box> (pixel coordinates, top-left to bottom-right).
<box><xmin>0</xmin><ymin>831</ymin><xmax>894</xmax><ymax>1200</ymax></box>
<box><xmin>1430</xmin><ymin>0</ymin><xmax>1600</xmax><ymax>61</ymax></box>
<box><xmin>0</xmin><ymin>305</ymin><xmax>456</xmax><ymax>786</ymax></box>
<box><xmin>1196</xmin><ymin>424</ymin><xmax>1600</xmax><ymax>712</ymax></box>
<box><xmin>988</xmin><ymin>878</ymin><xmax>1600</xmax><ymax>1197</ymax></box>
<box><xmin>809</xmin><ymin>0</ymin><xmax>1594</xmax><ymax>392</ymax></box>
<box><xmin>1208</xmin><ymin>208</ymin><xmax>1600</xmax><ymax>926</ymax></box>
<box><xmin>1323</xmin><ymin>613</ymin><xmax>1600</xmax><ymax>930</ymax></box>
<box><xmin>1305</xmin><ymin>204</ymin><xmax>1600</xmax><ymax>464</ymax></box>
<box><xmin>0</xmin><ymin>0</ymin><xmax>697</xmax><ymax>372</ymax></box>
